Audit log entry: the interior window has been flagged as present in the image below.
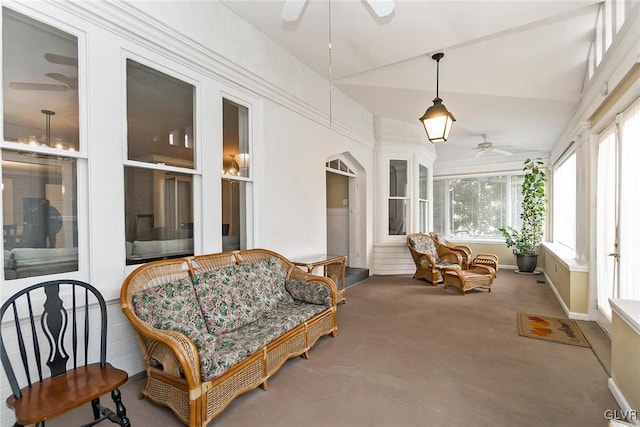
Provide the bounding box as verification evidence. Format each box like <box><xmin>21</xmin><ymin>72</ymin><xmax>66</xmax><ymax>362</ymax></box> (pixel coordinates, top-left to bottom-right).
<box><xmin>126</xmin><ymin>59</ymin><xmax>194</xmax><ymax>168</ymax></box>
<box><xmin>2</xmin><ymin>9</ymin><xmax>80</xmax><ymax>280</ymax></box>
<box><xmin>125</xmin><ymin>60</ymin><xmax>195</xmax><ymax>264</ymax></box>
<box><xmin>222</xmin><ymin>99</ymin><xmax>250</xmax><ymax>252</ymax></box>
<box><xmin>388</xmin><ymin>159</ymin><xmax>407</xmax><ymax>236</ymax></box>
<box><xmin>2</xmin><ymin>150</ymin><xmax>78</xmax><ymax>279</ymax></box>
<box><xmin>2</xmin><ymin>8</ymin><xmax>79</xmax><ymax>151</ymax></box>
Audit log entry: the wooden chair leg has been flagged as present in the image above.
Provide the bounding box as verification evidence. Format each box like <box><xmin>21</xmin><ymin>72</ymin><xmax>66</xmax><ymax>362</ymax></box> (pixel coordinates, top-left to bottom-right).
<box><xmin>111</xmin><ymin>389</ymin><xmax>131</xmax><ymax>427</ymax></box>
<box><xmin>91</xmin><ymin>398</ymin><xmax>101</xmax><ymax>420</ymax></box>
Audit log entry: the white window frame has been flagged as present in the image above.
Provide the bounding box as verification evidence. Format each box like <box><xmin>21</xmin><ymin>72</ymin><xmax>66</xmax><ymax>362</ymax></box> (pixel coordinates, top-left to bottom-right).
<box><xmin>219</xmin><ymin>89</ymin><xmax>258</xmax><ymax>252</ymax></box>
<box><xmin>433</xmin><ymin>172</ymin><xmax>524</xmax><ymax>242</ymax></box>
<box><xmin>1</xmin><ymin>6</ymin><xmax>89</xmax><ymax>291</ymax></box>
<box><xmin>122</xmin><ymin>52</ymin><xmax>203</xmax><ymax>270</ymax></box>
<box><xmin>552</xmin><ymin>150</ymin><xmax>577</xmax><ymax>251</ymax></box>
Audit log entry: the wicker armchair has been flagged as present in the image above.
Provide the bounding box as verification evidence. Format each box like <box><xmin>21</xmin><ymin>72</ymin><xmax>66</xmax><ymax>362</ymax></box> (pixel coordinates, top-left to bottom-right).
<box><xmin>407</xmin><ymin>232</ymin><xmax>463</xmax><ymax>285</ymax></box>
<box><xmin>429</xmin><ymin>232</ymin><xmax>472</xmax><ymax>269</ymax></box>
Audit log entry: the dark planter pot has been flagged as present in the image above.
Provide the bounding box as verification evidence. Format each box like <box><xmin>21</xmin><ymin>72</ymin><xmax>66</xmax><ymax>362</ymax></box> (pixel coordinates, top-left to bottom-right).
<box><xmin>516</xmin><ymin>253</ymin><xmax>538</xmax><ymax>273</ymax></box>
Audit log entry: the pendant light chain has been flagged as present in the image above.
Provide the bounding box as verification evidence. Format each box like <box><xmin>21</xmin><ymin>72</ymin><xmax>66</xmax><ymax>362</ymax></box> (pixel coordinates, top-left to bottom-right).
<box><xmin>329</xmin><ymin>0</ymin><xmax>333</xmax><ymax>126</ymax></box>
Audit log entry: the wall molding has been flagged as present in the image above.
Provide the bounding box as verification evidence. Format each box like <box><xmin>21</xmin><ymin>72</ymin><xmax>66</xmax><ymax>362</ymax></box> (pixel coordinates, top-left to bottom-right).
<box><xmin>44</xmin><ymin>0</ymin><xmax>375</xmax><ymax>148</ymax></box>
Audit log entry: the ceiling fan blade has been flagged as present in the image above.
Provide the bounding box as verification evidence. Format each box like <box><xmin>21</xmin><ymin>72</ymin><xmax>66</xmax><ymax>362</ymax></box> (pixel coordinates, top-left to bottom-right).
<box><xmin>281</xmin><ymin>0</ymin><xmax>307</xmax><ymax>22</ymax></box>
<box><xmin>493</xmin><ymin>148</ymin><xmax>513</xmax><ymax>156</ymax></box>
<box><xmin>474</xmin><ymin>150</ymin><xmax>486</xmax><ymax>159</ymax></box>
<box><xmin>45</xmin><ymin>73</ymin><xmax>78</xmax><ymax>89</ymax></box>
<box><xmin>9</xmin><ymin>82</ymin><xmax>68</xmax><ymax>91</ymax></box>
<box><xmin>365</xmin><ymin>0</ymin><xmax>395</xmax><ymax>17</ymax></box>
<box><xmin>44</xmin><ymin>53</ymin><xmax>78</xmax><ymax>67</ymax></box>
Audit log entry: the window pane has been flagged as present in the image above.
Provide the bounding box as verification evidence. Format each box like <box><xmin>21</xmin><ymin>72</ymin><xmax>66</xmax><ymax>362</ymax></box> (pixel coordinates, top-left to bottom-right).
<box><xmin>432</xmin><ymin>180</ymin><xmax>446</xmax><ymax>234</ymax></box>
<box><xmin>450</xmin><ymin>176</ymin><xmax>508</xmax><ymax>238</ymax></box>
<box><xmin>124</xmin><ymin>167</ymin><xmax>193</xmax><ymax>264</ymax></box>
<box><xmin>222</xmin><ymin>179</ymin><xmax>246</xmax><ymax>251</ymax></box>
<box><xmin>388</xmin><ymin>199</ymin><xmax>406</xmax><ymax>235</ymax></box>
<box><xmin>223</xmin><ymin>99</ymin><xmax>250</xmax><ymax>178</ymax></box>
<box><xmin>127</xmin><ymin>59</ymin><xmax>194</xmax><ymax>168</ymax></box>
<box><xmin>2</xmin><ymin>150</ymin><xmax>78</xmax><ymax>279</ymax></box>
<box><xmin>389</xmin><ymin>160</ymin><xmax>407</xmax><ymax>197</ymax></box>
<box><xmin>419</xmin><ymin>200</ymin><xmax>427</xmax><ymax>233</ymax></box>
<box><xmin>510</xmin><ymin>175</ymin><xmax>524</xmax><ymax>231</ymax></box>
<box><xmin>419</xmin><ymin>165</ymin><xmax>428</xmax><ymax>200</ymax></box>
<box><xmin>3</xmin><ymin>9</ymin><xmax>79</xmax><ymax>150</ymax></box>
<box><xmin>553</xmin><ymin>153</ymin><xmax>576</xmax><ymax>250</ymax></box>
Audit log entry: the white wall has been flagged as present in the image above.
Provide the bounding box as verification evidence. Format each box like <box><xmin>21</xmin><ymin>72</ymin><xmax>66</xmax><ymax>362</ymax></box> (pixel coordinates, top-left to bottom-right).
<box><xmin>0</xmin><ymin>1</ymin><xmax>377</xmax><ymax>423</ymax></box>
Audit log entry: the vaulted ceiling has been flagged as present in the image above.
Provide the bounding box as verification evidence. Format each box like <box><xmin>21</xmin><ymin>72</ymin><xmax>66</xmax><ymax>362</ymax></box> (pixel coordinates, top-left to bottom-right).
<box><xmin>220</xmin><ymin>0</ymin><xmax>601</xmax><ymax>166</ymax></box>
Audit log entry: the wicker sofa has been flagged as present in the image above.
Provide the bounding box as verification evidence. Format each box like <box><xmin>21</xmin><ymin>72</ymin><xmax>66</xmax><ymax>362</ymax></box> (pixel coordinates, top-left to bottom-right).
<box><xmin>120</xmin><ymin>248</ymin><xmax>338</xmax><ymax>427</ymax></box>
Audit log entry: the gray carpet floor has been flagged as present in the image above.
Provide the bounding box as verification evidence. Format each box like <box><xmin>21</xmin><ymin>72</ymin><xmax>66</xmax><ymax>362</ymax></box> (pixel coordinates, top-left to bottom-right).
<box><xmin>47</xmin><ymin>270</ymin><xmax>617</xmax><ymax>427</ymax></box>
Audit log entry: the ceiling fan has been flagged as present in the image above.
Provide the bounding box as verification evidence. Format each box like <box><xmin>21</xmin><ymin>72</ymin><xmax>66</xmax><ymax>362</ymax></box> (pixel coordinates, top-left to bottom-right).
<box><xmin>9</xmin><ymin>53</ymin><xmax>78</xmax><ymax>92</ymax></box>
<box><xmin>281</xmin><ymin>0</ymin><xmax>395</xmax><ymax>22</ymax></box>
<box><xmin>473</xmin><ymin>135</ymin><xmax>513</xmax><ymax>159</ymax></box>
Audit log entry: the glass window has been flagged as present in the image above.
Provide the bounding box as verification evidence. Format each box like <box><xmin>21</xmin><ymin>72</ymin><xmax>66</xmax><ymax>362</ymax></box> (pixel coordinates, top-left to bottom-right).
<box><xmin>615</xmin><ymin>0</ymin><xmax>625</xmax><ymax>33</ymax></box>
<box><xmin>433</xmin><ymin>174</ymin><xmax>523</xmax><ymax>239</ymax></box>
<box><xmin>2</xmin><ymin>150</ymin><xmax>78</xmax><ymax>279</ymax></box>
<box><xmin>124</xmin><ymin>168</ymin><xmax>193</xmax><ymax>264</ymax></box>
<box><xmin>604</xmin><ymin>0</ymin><xmax>613</xmax><ymax>51</ymax></box>
<box><xmin>125</xmin><ymin>60</ymin><xmax>195</xmax><ymax>264</ymax></box>
<box><xmin>222</xmin><ymin>99</ymin><xmax>250</xmax><ymax>178</ymax></box>
<box><xmin>127</xmin><ymin>59</ymin><xmax>194</xmax><ymax>168</ymax></box>
<box><xmin>432</xmin><ymin>180</ymin><xmax>446</xmax><ymax>234</ymax></box>
<box><xmin>3</xmin><ymin>8</ymin><xmax>79</xmax><ymax>150</ymax></box>
<box><xmin>222</xmin><ymin>99</ymin><xmax>250</xmax><ymax>251</ymax></box>
<box><xmin>389</xmin><ymin>159</ymin><xmax>407</xmax><ymax>235</ymax></box>
<box><xmin>553</xmin><ymin>153</ymin><xmax>576</xmax><ymax>250</ymax></box>
<box><xmin>418</xmin><ymin>164</ymin><xmax>428</xmax><ymax>233</ymax></box>
<box><xmin>2</xmin><ymin>9</ymin><xmax>80</xmax><ymax>280</ymax></box>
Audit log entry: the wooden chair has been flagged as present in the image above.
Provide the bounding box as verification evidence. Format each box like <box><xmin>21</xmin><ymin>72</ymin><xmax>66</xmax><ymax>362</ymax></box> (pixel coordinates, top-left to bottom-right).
<box><xmin>406</xmin><ymin>232</ymin><xmax>463</xmax><ymax>285</ymax></box>
<box><xmin>0</xmin><ymin>279</ymin><xmax>130</xmax><ymax>427</ymax></box>
<box><xmin>429</xmin><ymin>232</ymin><xmax>472</xmax><ymax>269</ymax></box>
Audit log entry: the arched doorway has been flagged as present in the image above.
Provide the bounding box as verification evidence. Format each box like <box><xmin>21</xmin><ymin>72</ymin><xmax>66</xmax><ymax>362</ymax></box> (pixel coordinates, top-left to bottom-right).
<box><xmin>325</xmin><ymin>153</ymin><xmax>366</xmax><ymax>269</ymax></box>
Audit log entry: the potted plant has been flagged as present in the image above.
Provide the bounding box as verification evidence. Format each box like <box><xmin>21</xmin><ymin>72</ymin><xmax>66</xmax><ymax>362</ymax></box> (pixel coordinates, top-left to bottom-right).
<box><xmin>499</xmin><ymin>158</ymin><xmax>548</xmax><ymax>273</ymax></box>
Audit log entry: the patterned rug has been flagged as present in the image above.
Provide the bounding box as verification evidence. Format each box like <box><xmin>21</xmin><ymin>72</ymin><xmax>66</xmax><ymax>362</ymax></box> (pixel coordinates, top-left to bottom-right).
<box><xmin>517</xmin><ymin>313</ymin><xmax>591</xmax><ymax>348</ymax></box>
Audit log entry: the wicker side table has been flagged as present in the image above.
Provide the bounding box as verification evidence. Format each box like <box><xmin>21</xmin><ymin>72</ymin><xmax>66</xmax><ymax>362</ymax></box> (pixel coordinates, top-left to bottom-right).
<box><xmin>443</xmin><ymin>265</ymin><xmax>495</xmax><ymax>295</ymax></box>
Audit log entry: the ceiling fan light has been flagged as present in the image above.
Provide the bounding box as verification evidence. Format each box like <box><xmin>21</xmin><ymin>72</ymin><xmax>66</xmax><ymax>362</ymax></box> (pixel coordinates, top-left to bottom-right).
<box><xmin>419</xmin><ymin>97</ymin><xmax>456</xmax><ymax>143</ymax></box>
<box><xmin>366</xmin><ymin>0</ymin><xmax>395</xmax><ymax>18</ymax></box>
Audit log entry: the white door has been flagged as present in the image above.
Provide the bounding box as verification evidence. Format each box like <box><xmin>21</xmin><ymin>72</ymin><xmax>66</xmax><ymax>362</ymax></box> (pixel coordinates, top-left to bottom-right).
<box><xmin>596</xmin><ymin>125</ymin><xmax>618</xmax><ymax>328</ymax></box>
<box><xmin>596</xmin><ymin>99</ymin><xmax>640</xmax><ymax>330</ymax></box>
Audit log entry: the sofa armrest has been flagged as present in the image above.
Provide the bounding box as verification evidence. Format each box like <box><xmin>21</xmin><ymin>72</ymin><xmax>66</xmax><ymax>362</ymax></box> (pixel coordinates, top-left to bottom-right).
<box><xmin>287</xmin><ymin>268</ymin><xmax>337</xmax><ymax>306</ymax></box>
<box><xmin>121</xmin><ymin>303</ymin><xmax>202</xmax><ymax>388</ymax></box>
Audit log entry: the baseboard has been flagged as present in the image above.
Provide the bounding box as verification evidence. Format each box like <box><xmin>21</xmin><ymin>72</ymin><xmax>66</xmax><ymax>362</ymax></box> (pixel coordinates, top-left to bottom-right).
<box><xmin>608</xmin><ymin>378</ymin><xmax>640</xmax><ymax>425</ymax></box>
<box><xmin>542</xmin><ymin>270</ymin><xmax>591</xmax><ymax>321</ymax></box>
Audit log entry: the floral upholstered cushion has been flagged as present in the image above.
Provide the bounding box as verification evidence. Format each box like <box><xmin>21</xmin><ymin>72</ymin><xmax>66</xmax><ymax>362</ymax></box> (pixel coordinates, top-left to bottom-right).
<box><xmin>201</xmin><ymin>300</ymin><xmax>326</xmax><ymax>381</ymax></box>
<box><xmin>410</xmin><ymin>235</ymin><xmax>440</xmax><ymax>263</ymax></box>
<box><xmin>237</xmin><ymin>257</ymin><xmax>293</xmax><ymax>310</ymax></box>
<box><xmin>193</xmin><ymin>266</ymin><xmax>262</xmax><ymax>335</ymax></box>
<box><xmin>285</xmin><ymin>279</ymin><xmax>331</xmax><ymax>306</ymax></box>
<box><xmin>132</xmin><ymin>277</ymin><xmax>208</xmax><ymax>337</ymax></box>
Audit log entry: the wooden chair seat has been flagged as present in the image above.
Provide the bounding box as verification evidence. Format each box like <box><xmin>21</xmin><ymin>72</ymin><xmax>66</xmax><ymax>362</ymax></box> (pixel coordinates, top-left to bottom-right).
<box><xmin>7</xmin><ymin>363</ymin><xmax>128</xmax><ymax>426</ymax></box>
<box><xmin>0</xmin><ymin>279</ymin><xmax>130</xmax><ymax>426</ymax></box>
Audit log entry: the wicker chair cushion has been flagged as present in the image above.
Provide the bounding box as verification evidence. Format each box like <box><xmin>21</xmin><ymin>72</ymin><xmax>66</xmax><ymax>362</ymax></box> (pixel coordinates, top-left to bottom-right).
<box><xmin>409</xmin><ymin>236</ymin><xmax>440</xmax><ymax>262</ymax></box>
<box><xmin>132</xmin><ymin>277</ymin><xmax>208</xmax><ymax>337</ymax></box>
<box><xmin>285</xmin><ymin>279</ymin><xmax>332</xmax><ymax>306</ymax></box>
<box><xmin>193</xmin><ymin>266</ymin><xmax>263</xmax><ymax>335</ymax></box>
<box><xmin>201</xmin><ymin>300</ymin><xmax>326</xmax><ymax>381</ymax></box>
<box><xmin>436</xmin><ymin>262</ymin><xmax>461</xmax><ymax>270</ymax></box>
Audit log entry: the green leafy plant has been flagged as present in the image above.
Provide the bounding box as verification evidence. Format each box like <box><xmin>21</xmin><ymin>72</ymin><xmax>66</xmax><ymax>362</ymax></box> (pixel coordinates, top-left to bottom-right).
<box><xmin>500</xmin><ymin>158</ymin><xmax>548</xmax><ymax>254</ymax></box>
